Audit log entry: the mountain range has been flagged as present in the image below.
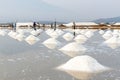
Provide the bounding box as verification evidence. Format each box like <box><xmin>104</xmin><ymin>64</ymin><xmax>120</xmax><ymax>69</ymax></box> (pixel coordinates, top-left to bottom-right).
<box><xmin>93</xmin><ymin>16</ymin><xmax>120</xmax><ymax>23</ymax></box>
<box><xmin>39</xmin><ymin>17</ymin><xmax>120</xmax><ymax>24</ymax></box>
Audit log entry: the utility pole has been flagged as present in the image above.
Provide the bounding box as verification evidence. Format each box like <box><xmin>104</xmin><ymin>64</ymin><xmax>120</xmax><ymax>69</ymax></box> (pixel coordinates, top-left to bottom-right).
<box><xmin>73</xmin><ymin>22</ymin><xmax>76</xmax><ymax>36</ymax></box>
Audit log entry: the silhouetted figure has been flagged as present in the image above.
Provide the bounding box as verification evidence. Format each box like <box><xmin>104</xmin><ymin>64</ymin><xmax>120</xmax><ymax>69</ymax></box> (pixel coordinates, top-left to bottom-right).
<box><xmin>43</xmin><ymin>24</ymin><xmax>45</xmax><ymax>30</ymax></box>
<box><xmin>73</xmin><ymin>22</ymin><xmax>76</xmax><ymax>30</ymax></box>
<box><xmin>12</xmin><ymin>23</ymin><xmax>16</xmax><ymax>32</ymax></box>
<box><xmin>51</xmin><ymin>23</ymin><xmax>53</xmax><ymax>29</ymax></box>
<box><xmin>33</xmin><ymin>22</ymin><xmax>37</xmax><ymax>30</ymax></box>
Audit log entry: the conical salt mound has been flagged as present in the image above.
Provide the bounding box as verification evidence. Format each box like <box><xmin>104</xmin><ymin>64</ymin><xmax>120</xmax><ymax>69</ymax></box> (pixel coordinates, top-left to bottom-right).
<box><xmin>57</xmin><ymin>55</ymin><xmax>110</xmax><ymax>73</ymax></box>
<box><xmin>85</xmin><ymin>31</ymin><xmax>94</xmax><ymax>38</ymax></box>
<box><xmin>99</xmin><ymin>30</ymin><xmax>104</xmax><ymax>35</ymax></box>
<box><xmin>63</xmin><ymin>33</ymin><xmax>74</xmax><ymax>41</ymax></box>
<box><xmin>55</xmin><ymin>29</ymin><xmax>64</xmax><ymax>36</ymax></box>
<box><xmin>112</xmin><ymin>30</ymin><xmax>119</xmax><ymax>35</ymax></box>
<box><xmin>102</xmin><ymin>31</ymin><xmax>113</xmax><ymax>40</ymax></box>
<box><xmin>74</xmin><ymin>34</ymin><xmax>88</xmax><ymax>44</ymax></box>
<box><xmin>8</xmin><ymin>31</ymin><xmax>18</xmax><ymax>39</ymax></box>
<box><xmin>106</xmin><ymin>30</ymin><xmax>112</xmax><ymax>34</ymax></box>
<box><xmin>17</xmin><ymin>29</ymin><xmax>25</xmax><ymax>34</ymax></box>
<box><xmin>31</xmin><ymin>29</ymin><xmax>42</xmax><ymax>36</ymax></box>
<box><xmin>74</xmin><ymin>29</ymin><xmax>81</xmax><ymax>34</ymax></box>
<box><xmin>0</xmin><ymin>30</ymin><xmax>7</xmax><ymax>36</ymax></box>
<box><xmin>8</xmin><ymin>31</ymin><xmax>12</xmax><ymax>36</ymax></box>
<box><xmin>16</xmin><ymin>33</ymin><xmax>25</xmax><ymax>41</ymax></box>
<box><xmin>25</xmin><ymin>35</ymin><xmax>39</xmax><ymax>45</ymax></box>
<box><xmin>45</xmin><ymin>29</ymin><xmax>54</xmax><ymax>35</ymax></box>
<box><xmin>59</xmin><ymin>42</ymin><xmax>86</xmax><ymax>57</ymax></box>
<box><xmin>42</xmin><ymin>38</ymin><xmax>61</xmax><ymax>49</ymax></box>
<box><xmin>105</xmin><ymin>35</ymin><xmax>119</xmax><ymax>44</ymax></box>
<box><xmin>103</xmin><ymin>35</ymin><xmax>120</xmax><ymax>49</ymax></box>
<box><xmin>48</xmin><ymin>31</ymin><xmax>60</xmax><ymax>38</ymax></box>
<box><xmin>80</xmin><ymin>30</ymin><xmax>87</xmax><ymax>34</ymax></box>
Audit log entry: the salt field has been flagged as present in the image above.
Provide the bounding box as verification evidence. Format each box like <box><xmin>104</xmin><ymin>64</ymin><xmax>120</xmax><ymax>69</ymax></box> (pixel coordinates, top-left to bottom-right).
<box><xmin>0</xmin><ymin>29</ymin><xmax>120</xmax><ymax>80</ymax></box>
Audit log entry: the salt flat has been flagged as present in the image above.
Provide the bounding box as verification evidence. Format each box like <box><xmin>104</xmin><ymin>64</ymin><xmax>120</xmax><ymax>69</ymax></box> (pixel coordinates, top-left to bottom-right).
<box><xmin>0</xmin><ymin>29</ymin><xmax>120</xmax><ymax>80</ymax></box>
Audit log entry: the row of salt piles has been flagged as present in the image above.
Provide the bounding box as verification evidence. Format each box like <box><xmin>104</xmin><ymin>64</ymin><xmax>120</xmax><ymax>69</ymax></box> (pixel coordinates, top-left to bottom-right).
<box><xmin>8</xmin><ymin>30</ymin><xmax>26</xmax><ymax>41</ymax></box>
<box><xmin>7</xmin><ymin>29</ymin><xmax>42</xmax><ymax>45</ymax></box>
<box><xmin>0</xmin><ymin>29</ymin><xmax>111</xmax><ymax>80</ymax></box>
<box><xmin>101</xmin><ymin>29</ymin><xmax>120</xmax><ymax>49</ymax></box>
<box><xmin>60</xmin><ymin>29</ymin><xmax>96</xmax><ymax>57</ymax></box>
<box><xmin>43</xmin><ymin>29</ymin><xmax>63</xmax><ymax>49</ymax></box>
<box><xmin>56</xmin><ymin>29</ymin><xmax>111</xmax><ymax>80</ymax></box>
<box><xmin>25</xmin><ymin>29</ymin><xmax>42</xmax><ymax>45</ymax></box>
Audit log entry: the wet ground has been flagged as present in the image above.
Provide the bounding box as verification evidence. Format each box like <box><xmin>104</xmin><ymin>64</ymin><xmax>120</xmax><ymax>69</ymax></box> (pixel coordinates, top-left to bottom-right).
<box><xmin>0</xmin><ymin>29</ymin><xmax>120</xmax><ymax>80</ymax></box>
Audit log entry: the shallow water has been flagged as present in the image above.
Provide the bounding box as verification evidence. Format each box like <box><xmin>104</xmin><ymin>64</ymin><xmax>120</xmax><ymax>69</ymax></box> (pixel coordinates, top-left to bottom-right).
<box><xmin>0</xmin><ymin>29</ymin><xmax>120</xmax><ymax>80</ymax></box>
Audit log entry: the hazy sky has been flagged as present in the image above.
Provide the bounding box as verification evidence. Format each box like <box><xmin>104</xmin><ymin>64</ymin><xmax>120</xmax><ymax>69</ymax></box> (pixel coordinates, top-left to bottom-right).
<box><xmin>0</xmin><ymin>0</ymin><xmax>120</xmax><ymax>22</ymax></box>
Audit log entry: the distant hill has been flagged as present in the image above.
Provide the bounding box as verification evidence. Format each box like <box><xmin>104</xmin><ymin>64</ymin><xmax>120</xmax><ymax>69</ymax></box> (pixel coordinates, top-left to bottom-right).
<box><xmin>93</xmin><ymin>16</ymin><xmax>120</xmax><ymax>23</ymax></box>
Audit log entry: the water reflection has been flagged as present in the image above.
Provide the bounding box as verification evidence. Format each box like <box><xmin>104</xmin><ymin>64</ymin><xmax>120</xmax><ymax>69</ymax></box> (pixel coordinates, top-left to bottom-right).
<box><xmin>25</xmin><ymin>40</ymin><xmax>39</xmax><ymax>45</ymax></box>
<box><xmin>105</xmin><ymin>43</ymin><xmax>119</xmax><ymax>49</ymax></box>
<box><xmin>59</xmin><ymin>51</ymin><xmax>85</xmax><ymax>57</ymax></box>
<box><xmin>0</xmin><ymin>29</ymin><xmax>120</xmax><ymax>80</ymax></box>
<box><xmin>43</xmin><ymin>44</ymin><xmax>59</xmax><ymax>49</ymax></box>
<box><xmin>63</xmin><ymin>70</ymin><xmax>94</xmax><ymax>80</ymax></box>
<box><xmin>57</xmin><ymin>55</ymin><xmax>111</xmax><ymax>80</ymax></box>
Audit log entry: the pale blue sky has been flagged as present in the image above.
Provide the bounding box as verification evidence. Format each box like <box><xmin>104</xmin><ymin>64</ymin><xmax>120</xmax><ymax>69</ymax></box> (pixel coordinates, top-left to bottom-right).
<box><xmin>0</xmin><ymin>0</ymin><xmax>120</xmax><ymax>22</ymax></box>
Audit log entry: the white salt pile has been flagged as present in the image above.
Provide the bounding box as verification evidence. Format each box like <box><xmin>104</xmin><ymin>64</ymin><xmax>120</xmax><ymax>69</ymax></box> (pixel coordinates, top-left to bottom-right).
<box><xmin>8</xmin><ymin>31</ymin><xmax>13</xmax><ymax>36</ymax></box>
<box><xmin>49</xmin><ymin>31</ymin><xmax>59</xmax><ymax>38</ymax></box>
<box><xmin>74</xmin><ymin>29</ymin><xmax>81</xmax><ymax>34</ymax></box>
<box><xmin>57</xmin><ymin>55</ymin><xmax>110</xmax><ymax>73</ymax></box>
<box><xmin>59</xmin><ymin>42</ymin><xmax>86</xmax><ymax>57</ymax></box>
<box><xmin>106</xmin><ymin>30</ymin><xmax>113</xmax><ymax>34</ymax></box>
<box><xmin>15</xmin><ymin>33</ymin><xmax>25</xmax><ymax>41</ymax></box>
<box><xmin>102</xmin><ymin>30</ymin><xmax>113</xmax><ymax>40</ymax></box>
<box><xmin>99</xmin><ymin>30</ymin><xmax>104</xmax><ymax>35</ymax></box>
<box><xmin>55</xmin><ymin>29</ymin><xmax>64</xmax><ymax>36</ymax></box>
<box><xmin>103</xmin><ymin>35</ymin><xmax>120</xmax><ymax>49</ymax></box>
<box><xmin>62</xmin><ymin>33</ymin><xmax>74</xmax><ymax>41</ymax></box>
<box><xmin>25</xmin><ymin>35</ymin><xmax>40</xmax><ymax>45</ymax></box>
<box><xmin>79</xmin><ymin>29</ymin><xmax>87</xmax><ymax>34</ymax></box>
<box><xmin>42</xmin><ymin>38</ymin><xmax>61</xmax><ymax>49</ymax></box>
<box><xmin>45</xmin><ymin>29</ymin><xmax>54</xmax><ymax>35</ymax></box>
<box><xmin>74</xmin><ymin>34</ymin><xmax>88</xmax><ymax>44</ymax></box>
<box><xmin>112</xmin><ymin>30</ymin><xmax>119</xmax><ymax>35</ymax></box>
<box><xmin>85</xmin><ymin>31</ymin><xmax>94</xmax><ymax>38</ymax></box>
<box><xmin>105</xmin><ymin>35</ymin><xmax>119</xmax><ymax>44</ymax></box>
<box><xmin>8</xmin><ymin>31</ymin><xmax>18</xmax><ymax>39</ymax></box>
<box><xmin>31</xmin><ymin>29</ymin><xmax>42</xmax><ymax>36</ymax></box>
<box><xmin>0</xmin><ymin>30</ymin><xmax>7</xmax><ymax>36</ymax></box>
<box><xmin>17</xmin><ymin>29</ymin><xmax>25</xmax><ymax>34</ymax></box>
<box><xmin>46</xmin><ymin>29</ymin><xmax>61</xmax><ymax>38</ymax></box>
